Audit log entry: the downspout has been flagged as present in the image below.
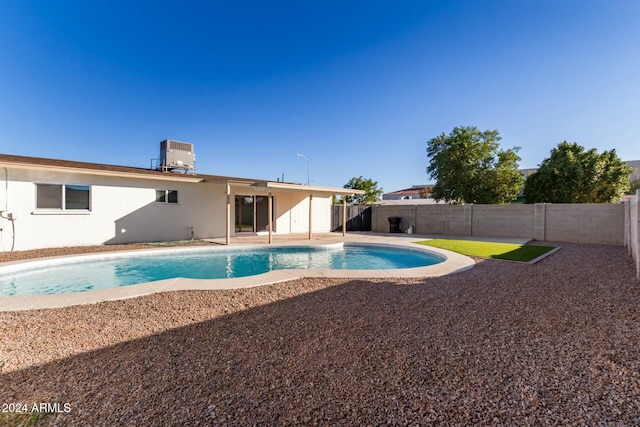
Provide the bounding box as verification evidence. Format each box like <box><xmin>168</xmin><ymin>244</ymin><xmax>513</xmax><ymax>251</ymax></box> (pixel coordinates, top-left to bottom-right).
<box><xmin>0</xmin><ymin>167</ymin><xmax>15</xmax><ymax>252</ymax></box>
<box><xmin>2</xmin><ymin>167</ymin><xmax>6</xmax><ymax>212</ymax></box>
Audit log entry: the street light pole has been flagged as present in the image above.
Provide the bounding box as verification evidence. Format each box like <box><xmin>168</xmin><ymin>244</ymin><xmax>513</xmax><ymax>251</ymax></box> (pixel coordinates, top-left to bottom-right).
<box><xmin>296</xmin><ymin>153</ymin><xmax>310</xmax><ymax>185</ymax></box>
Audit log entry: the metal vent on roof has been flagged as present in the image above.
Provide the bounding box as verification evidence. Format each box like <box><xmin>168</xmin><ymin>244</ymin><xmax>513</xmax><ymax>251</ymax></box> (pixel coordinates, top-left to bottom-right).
<box><xmin>158</xmin><ymin>139</ymin><xmax>195</xmax><ymax>173</ymax></box>
<box><xmin>161</xmin><ymin>140</ymin><xmax>193</xmax><ymax>152</ymax></box>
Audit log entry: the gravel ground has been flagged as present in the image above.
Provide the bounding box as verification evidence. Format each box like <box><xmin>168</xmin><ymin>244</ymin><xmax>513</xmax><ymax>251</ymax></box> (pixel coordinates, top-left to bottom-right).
<box><xmin>1</xmin><ymin>242</ymin><xmax>639</xmax><ymax>426</ymax></box>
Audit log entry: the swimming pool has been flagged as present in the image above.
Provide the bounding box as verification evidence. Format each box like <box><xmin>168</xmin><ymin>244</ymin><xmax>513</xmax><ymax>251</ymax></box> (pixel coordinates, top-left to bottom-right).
<box><xmin>0</xmin><ymin>243</ymin><xmax>445</xmax><ymax>297</ymax></box>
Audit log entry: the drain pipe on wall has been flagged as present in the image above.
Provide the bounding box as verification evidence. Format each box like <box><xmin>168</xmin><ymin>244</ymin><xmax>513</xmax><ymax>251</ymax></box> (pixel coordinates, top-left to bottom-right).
<box><xmin>0</xmin><ymin>167</ymin><xmax>15</xmax><ymax>252</ymax></box>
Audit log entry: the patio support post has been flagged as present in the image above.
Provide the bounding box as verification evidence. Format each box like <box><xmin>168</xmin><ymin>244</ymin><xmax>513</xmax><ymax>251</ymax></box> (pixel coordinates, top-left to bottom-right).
<box><xmin>226</xmin><ymin>183</ymin><xmax>231</xmax><ymax>245</ymax></box>
<box><xmin>268</xmin><ymin>191</ymin><xmax>273</xmax><ymax>244</ymax></box>
<box><xmin>308</xmin><ymin>193</ymin><xmax>313</xmax><ymax>240</ymax></box>
<box><xmin>342</xmin><ymin>196</ymin><xmax>347</xmax><ymax>236</ymax></box>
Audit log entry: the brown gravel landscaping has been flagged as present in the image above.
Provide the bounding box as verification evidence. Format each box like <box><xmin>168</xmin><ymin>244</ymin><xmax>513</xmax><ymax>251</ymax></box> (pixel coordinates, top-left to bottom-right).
<box><xmin>1</xmin><ymin>242</ymin><xmax>639</xmax><ymax>425</ymax></box>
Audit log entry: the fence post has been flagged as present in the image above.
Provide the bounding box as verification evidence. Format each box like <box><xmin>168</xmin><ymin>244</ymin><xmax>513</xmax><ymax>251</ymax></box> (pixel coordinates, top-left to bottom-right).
<box><xmin>636</xmin><ymin>190</ymin><xmax>640</xmax><ymax>279</ymax></box>
<box><xmin>625</xmin><ymin>200</ymin><xmax>630</xmax><ymax>255</ymax></box>
<box><xmin>463</xmin><ymin>204</ymin><xmax>473</xmax><ymax>236</ymax></box>
<box><xmin>533</xmin><ymin>203</ymin><xmax>546</xmax><ymax>241</ymax></box>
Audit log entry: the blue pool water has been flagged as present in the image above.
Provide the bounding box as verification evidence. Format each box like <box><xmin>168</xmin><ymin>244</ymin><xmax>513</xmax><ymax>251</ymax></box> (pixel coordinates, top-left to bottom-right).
<box><xmin>0</xmin><ymin>245</ymin><xmax>443</xmax><ymax>296</ymax></box>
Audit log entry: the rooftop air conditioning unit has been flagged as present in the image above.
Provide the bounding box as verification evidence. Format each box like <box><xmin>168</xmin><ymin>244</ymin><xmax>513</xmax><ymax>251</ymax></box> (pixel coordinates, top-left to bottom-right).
<box><xmin>159</xmin><ymin>140</ymin><xmax>195</xmax><ymax>172</ymax></box>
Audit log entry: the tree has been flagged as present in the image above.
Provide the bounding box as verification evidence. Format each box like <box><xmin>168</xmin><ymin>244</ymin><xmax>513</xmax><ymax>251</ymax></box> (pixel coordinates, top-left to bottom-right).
<box><xmin>524</xmin><ymin>142</ymin><xmax>633</xmax><ymax>203</ymax></box>
<box><xmin>343</xmin><ymin>176</ymin><xmax>383</xmax><ymax>204</ymax></box>
<box><xmin>426</xmin><ymin>126</ymin><xmax>523</xmax><ymax>204</ymax></box>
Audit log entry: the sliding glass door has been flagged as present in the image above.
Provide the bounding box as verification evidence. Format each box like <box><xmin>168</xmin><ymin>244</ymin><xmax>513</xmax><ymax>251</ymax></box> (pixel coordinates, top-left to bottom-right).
<box><xmin>235</xmin><ymin>196</ymin><xmax>254</xmax><ymax>232</ymax></box>
<box><xmin>235</xmin><ymin>195</ymin><xmax>273</xmax><ymax>232</ymax></box>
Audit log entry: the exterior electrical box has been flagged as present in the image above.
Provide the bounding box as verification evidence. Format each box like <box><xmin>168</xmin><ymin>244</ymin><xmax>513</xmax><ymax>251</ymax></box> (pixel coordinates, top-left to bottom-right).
<box><xmin>159</xmin><ymin>140</ymin><xmax>195</xmax><ymax>172</ymax></box>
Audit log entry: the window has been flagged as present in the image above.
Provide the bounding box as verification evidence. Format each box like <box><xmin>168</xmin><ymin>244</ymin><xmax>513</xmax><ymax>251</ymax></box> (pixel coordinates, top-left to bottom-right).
<box><xmin>36</xmin><ymin>184</ymin><xmax>62</xmax><ymax>209</ymax></box>
<box><xmin>65</xmin><ymin>185</ymin><xmax>91</xmax><ymax>209</ymax></box>
<box><xmin>156</xmin><ymin>189</ymin><xmax>178</xmax><ymax>204</ymax></box>
<box><xmin>36</xmin><ymin>184</ymin><xmax>90</xmax><ymax>210</ymax></box>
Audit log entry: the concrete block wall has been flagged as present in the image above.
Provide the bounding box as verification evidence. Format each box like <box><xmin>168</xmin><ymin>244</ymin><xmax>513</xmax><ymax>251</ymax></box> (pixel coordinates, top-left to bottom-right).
<box><xmin>372</xmin><ymin>205</ymin><xmax>419</xmax><ymax>234</ymax></box>
<box><xmin>415</xmin><ymin>205</ymin><xmax>470</xmax><ymax>235</ymax></box>
<box><xmin>545</xmin><ymin>204</ymin><xmax>624</xmax><ymax>245</ymax></box>
<box><xmin>472</xmin><ymin>204</ymin><xmax>534</xmax><ymax>238</ymax></box>
<box><xmin>372</xmin><ymin>202</ymin><xmax>626</xmax><ymax>246</ymax></box>
<box><xmin>634</xmin><ymin>193</ymin><xmax>639</xmax><ymax>263</ymax></box>
<box><xmin>626</xmin><ymin>191</ymin><xmax>640</xmax><ymax>278</ymax></box>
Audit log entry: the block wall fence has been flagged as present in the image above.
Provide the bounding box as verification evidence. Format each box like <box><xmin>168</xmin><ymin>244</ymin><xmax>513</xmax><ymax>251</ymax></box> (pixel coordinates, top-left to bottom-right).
<box><xmin>371</xmin><ymin>199</ymin><xmax>640</xmax><ymax>278</ymax></box>
<box><xmin>625</xmin><ymin>191</ymin><xmax>640</xmax><ymax>279</ymax></box>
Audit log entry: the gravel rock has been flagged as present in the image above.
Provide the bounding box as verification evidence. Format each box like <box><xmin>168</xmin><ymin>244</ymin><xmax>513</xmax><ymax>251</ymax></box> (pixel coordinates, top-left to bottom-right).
<box><xmin>1</xmin><ymin>242</ymin><xmax>639</xmax><ymax>426</ymax></box>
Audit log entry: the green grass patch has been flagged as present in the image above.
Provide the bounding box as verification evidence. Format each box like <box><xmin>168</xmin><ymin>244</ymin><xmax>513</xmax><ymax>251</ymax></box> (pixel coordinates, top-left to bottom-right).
<box><xmin>0</xmin><ymin>410</ymin><xmax>48</xmax><ymax>426</ymax></box>
<box><xmin>416</xmin><ymin>239</ymin><xmax>556</xmax><ymax>262</ymax></box>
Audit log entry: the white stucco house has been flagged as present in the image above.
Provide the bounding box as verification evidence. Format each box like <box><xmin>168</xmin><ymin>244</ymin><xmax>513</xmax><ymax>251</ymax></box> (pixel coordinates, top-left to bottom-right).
<box><xmin>0</xmin><ymin>149</ymin><xmax>362</xmax><ymax>252</ymax></box>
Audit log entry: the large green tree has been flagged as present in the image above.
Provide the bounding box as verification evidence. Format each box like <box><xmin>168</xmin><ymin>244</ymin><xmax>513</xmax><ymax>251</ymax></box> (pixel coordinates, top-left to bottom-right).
<box><xmin>524</xmin><ymin>142</ymin><xmax>632</xmax><ymax>203</ymax></box>
<box><xmin>343</xmin><ymin>176</ymin><xmax>383</xmax><ymax>204</ymax></box>
<box><xmin>426</xmin><ymin>126</ymin><xmax>523</xmax><ymax>204</ymax></box>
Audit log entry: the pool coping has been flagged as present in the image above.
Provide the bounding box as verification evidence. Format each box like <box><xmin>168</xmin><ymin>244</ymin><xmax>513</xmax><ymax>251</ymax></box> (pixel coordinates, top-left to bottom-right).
<box><xmin>0</xmin><ymin>237</ymin><xmax>476</xmax><ymax>311</ymax></box>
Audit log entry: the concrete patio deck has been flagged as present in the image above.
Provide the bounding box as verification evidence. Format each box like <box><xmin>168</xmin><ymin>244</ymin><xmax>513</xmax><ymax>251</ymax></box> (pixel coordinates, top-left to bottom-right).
<box><xmin>205</xmin><ymin>231</ymin><xmax>532</xmax><ymax>246</ymax></box>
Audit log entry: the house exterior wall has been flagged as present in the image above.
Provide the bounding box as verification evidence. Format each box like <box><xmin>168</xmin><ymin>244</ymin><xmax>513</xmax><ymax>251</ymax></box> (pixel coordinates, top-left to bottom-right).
<box><xmin>311</xmin><ymin>196</ymin><xmax>332</xmax><ymax>232</ymax></box>
<box><xmin>0</xmin><ymin>166</ymin><xmax>337</xmax><ymax>251</ymax></box>
<box><xmin>229</xmin><ymin>190</ymin><xmax>332</xmax><ymax>234</ymax></box>
<box><xmin>272</xmin><ymin>192</ymin><xmax>331</xmax><ymax>233</ymax></box>
<box><xmin>0</xmin><ymin>167</ymin><xmax>227</xmax><ymax>251</ymax></box>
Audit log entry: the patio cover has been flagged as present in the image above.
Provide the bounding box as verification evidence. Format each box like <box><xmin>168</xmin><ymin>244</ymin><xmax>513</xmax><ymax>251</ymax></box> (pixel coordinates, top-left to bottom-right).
<box><xmin>221</xmin><ymin>179</ymin><xmax>365</xmax><ymax>244</ymax></box>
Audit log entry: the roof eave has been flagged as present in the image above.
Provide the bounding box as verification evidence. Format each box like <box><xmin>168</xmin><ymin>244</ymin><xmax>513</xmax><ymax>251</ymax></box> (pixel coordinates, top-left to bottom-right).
<box><xmin>0</xmin><ymin>160</ymin><xmax>205</xmax><ymax>183</ymax></box>
<box><xmin>265</xmin><ymin>181</ymin><xmax>366</xmax><ymax>195</ymax></box>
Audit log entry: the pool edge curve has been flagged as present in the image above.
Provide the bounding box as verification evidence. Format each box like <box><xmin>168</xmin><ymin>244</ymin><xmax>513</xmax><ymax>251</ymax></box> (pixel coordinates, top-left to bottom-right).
<box><xmin>0</xmin><ymin>239</ymin><xmax>475</xmax><ymax>311</ymax></box>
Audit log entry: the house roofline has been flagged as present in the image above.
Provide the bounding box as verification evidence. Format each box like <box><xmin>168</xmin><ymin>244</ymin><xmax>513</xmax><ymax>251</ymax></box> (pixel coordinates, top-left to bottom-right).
<box><xmin>0</xmin><ymin>153</ymin><xmax>205</xmax><ymax>183</ymax></box>
<box><xmin>0</xmin><ymin>153</ymin><xmax>363</xmax><ymax>195</ymax></box>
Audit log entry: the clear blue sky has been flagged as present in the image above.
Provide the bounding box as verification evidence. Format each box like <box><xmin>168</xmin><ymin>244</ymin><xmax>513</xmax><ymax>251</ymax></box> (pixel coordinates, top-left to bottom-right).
<box><xmin>1</xmin><ymin>1</ymin><xmax>639</xmax><ymax>193</ymax></box>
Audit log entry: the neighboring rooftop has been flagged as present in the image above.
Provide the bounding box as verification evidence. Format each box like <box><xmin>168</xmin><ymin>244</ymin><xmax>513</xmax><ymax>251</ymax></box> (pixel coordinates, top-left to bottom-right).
<box><xmin>382</xmin><ymin>184</ymin><xmax>434</xmax><ymax>201</ymax></box>
<box><xmin>628</xmin><ymin>160</ymin><xmax>640</xmax><ymax>181</ymax></box>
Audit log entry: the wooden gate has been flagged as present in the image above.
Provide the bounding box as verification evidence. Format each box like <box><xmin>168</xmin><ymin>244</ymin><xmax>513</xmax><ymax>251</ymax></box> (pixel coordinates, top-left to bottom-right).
<box><xmin>332</xmin><ymin>205</ymin><xmax>372</xmax><ymax>232</ymax></box>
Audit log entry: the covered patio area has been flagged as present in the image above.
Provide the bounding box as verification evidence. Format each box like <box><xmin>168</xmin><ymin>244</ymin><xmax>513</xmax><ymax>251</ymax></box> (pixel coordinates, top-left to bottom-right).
<box><xmin>218</xmin><ymin>179</ymin><xmax>365</xmax><ymax>245</ymax></box>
